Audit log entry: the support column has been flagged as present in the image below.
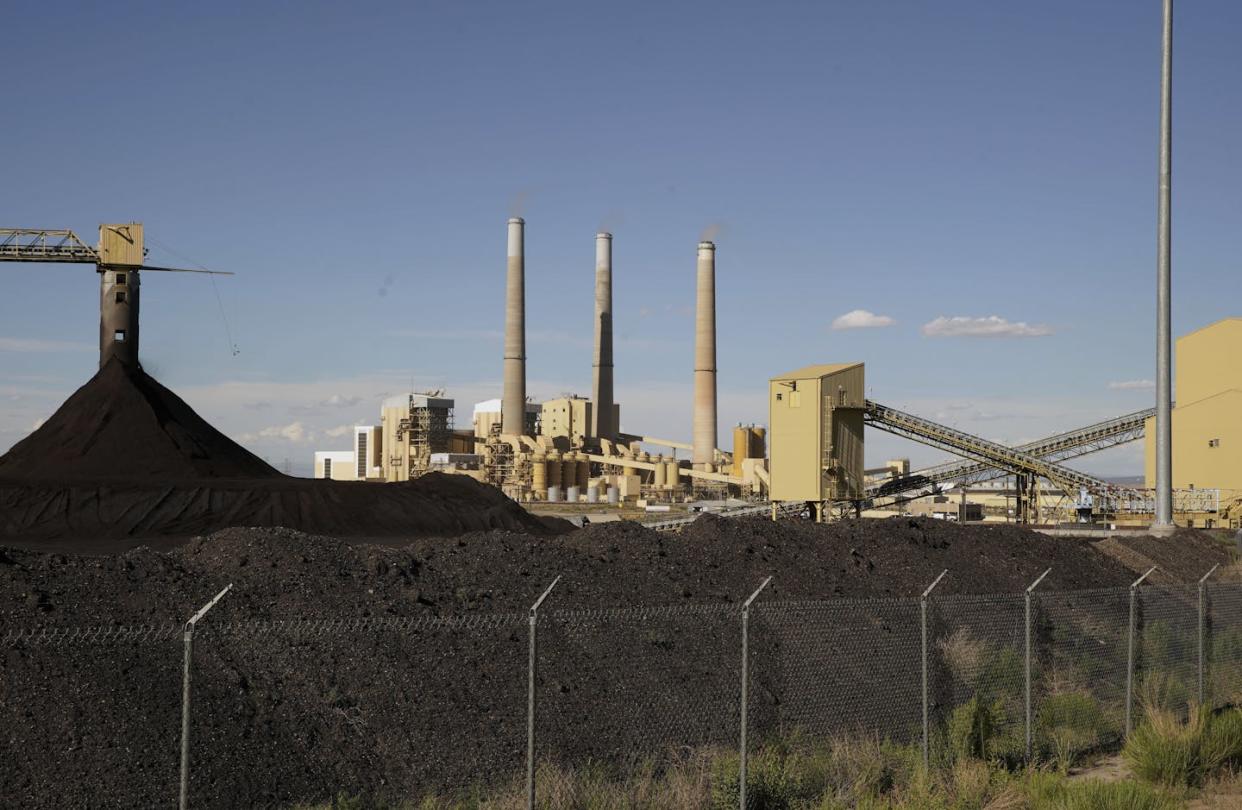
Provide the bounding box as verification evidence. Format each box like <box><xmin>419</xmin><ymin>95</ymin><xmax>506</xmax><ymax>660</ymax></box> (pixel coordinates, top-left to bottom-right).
<box><xmin>99</xmin><ymin>267</ymin><xmax>140</xmax><ymax>366</ymax></box>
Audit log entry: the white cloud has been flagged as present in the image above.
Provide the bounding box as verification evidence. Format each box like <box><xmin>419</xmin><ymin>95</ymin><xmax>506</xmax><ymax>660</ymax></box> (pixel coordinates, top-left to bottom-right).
<box><xmin>921</xmin><ymin>315</ymin><xmax>1053</xmax><ymax>338</ymax></box>
<box><xmin>0</xmin><ymin>337</ymin><xmax>93</xmax><ymax>353</ymax></box>
<box><xmin>831</xmin><ymin>309</ymin><xmax>895</xmax><ymax>330</ymax></box>
<box><xmin>239</xmin><ymin>421</ymin><xmax>313</xmax><ymax>443</ymax></box>
<box><xmin>319</xmin><ymin>394</ymin><xmax>363</xmax><ymax>408</ymax></box>
<box><xmin>1108</xmin><ymin>379</ymin><xmax>1155</xmax><ymax>391</ymax></box>
<box><xmin>324</xmin><ymin>424</ymin><xmax>354</xmax><ymax>438</ymax></box>
<box><xmin>31</xmin><ymin>418</ymin><xmax>45</xmax><ymax>431</ymax></box>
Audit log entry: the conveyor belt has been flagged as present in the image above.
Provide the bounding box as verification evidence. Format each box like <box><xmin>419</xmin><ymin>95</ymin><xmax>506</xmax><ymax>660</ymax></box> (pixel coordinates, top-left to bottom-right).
<box><xmin>867</xmin><ymin>407</ymin><xmax>1154</xmax><ymax>498</ymax></box>
<box><xmin>863</xmin><ymin>400</ymin><xmax>1108</xmax><ymax>494</ymax></box>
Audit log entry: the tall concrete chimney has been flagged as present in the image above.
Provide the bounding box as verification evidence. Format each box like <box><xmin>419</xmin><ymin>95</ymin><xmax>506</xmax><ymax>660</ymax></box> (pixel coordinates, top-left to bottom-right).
<box><xmin>591</xmin><ymin>232</ymin><xmax>614</xmax><ymax>441</ymax></box>
<box><xmin>502</xmin><ymin>217</ymin><xmax>527</xmax><ymax>435</ymax></box>
<box><xmin>693</xmin><ymin>241</ymin><xmax>717</xmax><ymax>469</ymax></box>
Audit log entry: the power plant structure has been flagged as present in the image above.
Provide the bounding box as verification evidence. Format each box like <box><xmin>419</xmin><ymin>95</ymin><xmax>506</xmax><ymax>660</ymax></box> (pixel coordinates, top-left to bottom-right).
<box><xmin>476</xmin><ymin>221</ymin><xmax>751</xmax><ymax>504</ymax></box>
<box><xmin>311</xmin><ymin>220</ymin><xmax>759</xmax><ymax>504</ymax></box>
<box><xmin>305</xmin><ymin>216</ymin><xmax>1242</xmax><ymax>528</ymax></box>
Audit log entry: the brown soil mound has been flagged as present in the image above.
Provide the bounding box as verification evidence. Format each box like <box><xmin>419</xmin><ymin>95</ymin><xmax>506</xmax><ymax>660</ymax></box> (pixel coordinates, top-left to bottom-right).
<box><xmin>6</xmin><ymin>517</ymin><xmax>1221</xmax><ymax>807</ymax></box>
<box><xmin>0</xmin><ymin>358</ymin><xmax>279</xmax><ymax>482</ymax></box>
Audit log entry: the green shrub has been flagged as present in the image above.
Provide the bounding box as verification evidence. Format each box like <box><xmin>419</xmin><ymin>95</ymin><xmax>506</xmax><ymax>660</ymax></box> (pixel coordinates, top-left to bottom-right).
<box><xmin>1037</xmin><ymin>692</ymin><xmax>1111</xmax><ymax>772</ymax></box>
<box><xmin>1199</xmin><ymin>707</ymin><xmax>1242</xmax><ymax>774</ymax></box>
<box><xmin>709</xmin><ymin>748</ymin><xmax>810</xmax><ymax>810</ymax></box>
<box><xmin>1049</xmin><ymin>778</ymin><xmax>1178</xmax><ymax>810</ymax></box>
<box><xmin>1121</xmin><ymin>704</ymin><xmax>1242</xmax><ymax>788</ymax></box>
<box><xmin>1124</xmin><ymin>708</ymin><xmax>1201</xmax><ymax>787</ymax></box>
<box><xmin>948</xmin><ymin>696</ymin><xmax>1005</xmax><ymax>761</ymax></box>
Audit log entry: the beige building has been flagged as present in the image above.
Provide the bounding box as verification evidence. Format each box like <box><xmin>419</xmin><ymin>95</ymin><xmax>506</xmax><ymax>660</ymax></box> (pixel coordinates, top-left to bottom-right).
<box><xmin>540</xmin><ymin>396</ymin><xmax>621</xmax><ymax>450</ymax></box>
<box><xmin>1144</xmin><ymin>318</ymin><xmax>1242</xmax><ymax>495</ymax></box>
<box><xmin>380</xmin><ymin>394</ymin><xmax>453</xmax><ymax>482</ymax></box>
<box><xmin>768</xmin><ymin>363</ymin><xmax>865</xmax><ymax>504</ymax></box>
<box><xmin>314</xmin><ymin>450</ymin><xmax>357</xmax><ymax>481</ymax></box>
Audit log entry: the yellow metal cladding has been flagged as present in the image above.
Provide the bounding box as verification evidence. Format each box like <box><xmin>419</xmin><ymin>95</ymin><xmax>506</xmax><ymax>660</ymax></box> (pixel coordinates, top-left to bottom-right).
<box><xmin>769</xmin><ymin>363</ymin><xmax>865</xmax><ymax>502</ymax></box>
<box><xmin>1144</xmin><ymin>318</ymin><xmax>1242</xmax><ymax>494</ymax></box>
<box><xmin>98</xmin><ymin>223</ymin><xmax>144</xmax><ymax>267</ymax></box>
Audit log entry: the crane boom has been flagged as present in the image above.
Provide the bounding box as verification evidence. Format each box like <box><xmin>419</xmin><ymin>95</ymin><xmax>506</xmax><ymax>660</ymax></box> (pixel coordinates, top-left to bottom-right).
<box><xmin>0</xmin><ymin>228</ymin><xmax>98</xmax><ymax>263</ymax></box>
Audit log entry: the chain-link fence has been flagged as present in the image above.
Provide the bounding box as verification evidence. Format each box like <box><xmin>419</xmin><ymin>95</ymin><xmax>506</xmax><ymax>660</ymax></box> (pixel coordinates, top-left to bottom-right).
<box><xmin>2</xmin><ymin>573</ymin><xmax>1239</xmax><ymax>808</ymax></box>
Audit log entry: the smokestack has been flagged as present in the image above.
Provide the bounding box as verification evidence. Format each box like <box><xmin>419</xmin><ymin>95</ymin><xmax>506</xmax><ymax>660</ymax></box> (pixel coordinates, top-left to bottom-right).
<box><xmin>693</xmin><ymin>241</ymin><xmax>717</xmax><ymax>469</ymax></box>
<box><xmin>591</xmin><ymin>232</ymin><xmax>614</xmax><ymax>441</ymax></box>
<box><xmin>502</xmin><ymin>217</ymin><xmax>527</xmax><ymax>435</ymax></box>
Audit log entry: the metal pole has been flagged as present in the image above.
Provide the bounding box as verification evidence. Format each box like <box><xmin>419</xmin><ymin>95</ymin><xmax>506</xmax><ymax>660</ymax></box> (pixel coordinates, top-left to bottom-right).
<box><xmin>1198</xmin><ymin>564</ymin><xmax>1220</xmax><ymax>705</ymax></box>
<box><xmin>739</xmin><ymin>576</ymin><xmax>773</xmax><ymax>810</ymax></box>
<box><xmin>1153</xmin><ymin>0</ymin><xmax>1175</xmax><ymax>531</ymax></box>
<box><xmin>921</xmin><ymin>570</ymin><xmax>948</xmax><ymax>771</ymax></box>
<box><xmin>1126</xmin><ymin>567</ymin><xmax>1158</xmax><ymax>737</ymax></box>
<box><xmin>526</xmin><ymin>576</ymin><xmax>560</xmax><ymax>810</ymax></box>
<box><xmin>1024</xmin><ymin>568</ymin><xmax>1052</xmax><ymax>762</ymax></box>
<box><xmin>179</xmin><ymin>584</ymin><xmax>233</xmax><ymax>810</ymax></box>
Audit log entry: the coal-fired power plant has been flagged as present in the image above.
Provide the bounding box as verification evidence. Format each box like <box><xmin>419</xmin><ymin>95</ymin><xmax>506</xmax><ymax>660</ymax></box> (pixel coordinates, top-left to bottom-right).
<box><xmin>418</xmin><ymin>218</ymin><xmax>767</xmax><ymax>507</ymax></box>
<box><xmin>693</xmin><ymin>241</ymin><xmax>718</xmax><ymax>470</ymax></box>
<box><xmin>591</xmin><ymin>232</ymin><xmax>615</xmax><ymax>442</ymax></box>
<box><xmin>502</xmin><ymin>217</ymin><xmax>527</xmax><ymax>436</ymax></box>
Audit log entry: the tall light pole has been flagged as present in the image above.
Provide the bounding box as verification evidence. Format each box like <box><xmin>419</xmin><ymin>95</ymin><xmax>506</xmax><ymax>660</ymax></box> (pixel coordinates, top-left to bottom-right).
<box><xmin>1153</xmin><ymin>0</ymin><xmax>1175</xmax><ymax>532</ymax></box>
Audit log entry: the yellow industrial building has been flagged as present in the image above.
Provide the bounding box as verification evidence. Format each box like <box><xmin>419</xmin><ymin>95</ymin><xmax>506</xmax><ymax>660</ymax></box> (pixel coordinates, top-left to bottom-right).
<box><xmin>1145</xmin><ymin>318</ymin><xmax>1242</xmax><ymax>503</ymax></box>
<box><xmin>768</xmin><ymin>363</ymin><xmax>865</xmax><ymax>510</ymax></box>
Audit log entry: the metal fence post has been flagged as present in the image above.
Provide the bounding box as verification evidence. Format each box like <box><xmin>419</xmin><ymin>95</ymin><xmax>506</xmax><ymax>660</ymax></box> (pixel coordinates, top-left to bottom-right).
<box><xmin>1024</xmin><ymin>568</ymin><xmax>1052</xmax><ymax>762</ymax></box>
<box><xmin>179</xmin><ymin>584</ymin><xmax>233</xmax><ymax>810</ymax></box>
<box><xmin>1126</xmin><ymin>567</ymin><xmax>1157</xmax><ymax>738</ymax></box>
<box><xmin>526</xmin><ymin>576</ymin><xmax>560</xmax><ymax>810</ymax></box>
<box><xmin>739</xmin><ymin>576</ymin><xmax>772</xmax><ymax>810</ymax></box>
<box><xmin>920</xmin><ymin>570</ymin><xmax>948</xmax><ymax>771</ymax></box>
<box><xmin>1198</xmin><ymin>564</ymin><xmax>1220</xmax><ymax>706</ymax></box>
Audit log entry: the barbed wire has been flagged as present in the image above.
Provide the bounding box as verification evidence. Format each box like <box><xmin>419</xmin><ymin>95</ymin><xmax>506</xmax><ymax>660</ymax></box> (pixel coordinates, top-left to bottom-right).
<box><xmin>5</xmin><ymin>584</ymin><xmax>1241</xmax><ymax>647</ymax></box>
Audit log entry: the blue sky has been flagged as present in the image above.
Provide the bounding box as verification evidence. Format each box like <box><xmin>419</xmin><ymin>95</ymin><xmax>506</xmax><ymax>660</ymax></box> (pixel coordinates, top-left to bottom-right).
<box><xmin>2</xmin><ymin>0</ymin><xmax>1240</xmax><ymax>475</ymax></box>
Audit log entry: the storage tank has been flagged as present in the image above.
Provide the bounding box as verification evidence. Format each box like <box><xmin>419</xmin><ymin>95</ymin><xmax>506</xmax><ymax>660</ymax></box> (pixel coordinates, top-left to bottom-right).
<box><xmin>653</xmin><ymin>454</ymin><xmax>667</xmax><ymax>487</ymax></box>
<box><xmin>563</xmin><ymin>454</ymin><xmax>579</xmax><ymax>491</ymax></box>
<box><xmin>607</xmin><ymin>486</ymin><xmax>620</xmax><ymax>504</ymax></box>
<box><xmin>547</xmin><ymin>485</ymin><xmax>562</xmax><ymax>503</ymax></box>
<box><xmin>547</xmin><ymin>451</ymin><xmax>562</xmax><ymax>489</ymax></box>
<box><xmin>531</xmin><ymin>453</ymin><xmax>546</xmax><ymax>500</ymax></box>
<box><xmin>566</xmin><ymin>485</ymin><xmax>581</xmax><ymax>503</ymax></box>
<box><xmin>732</xmin><ymin>425</ymin><xmax>751</xmax><ymax>478</ymax></box>
<box><xmin>577</xmin><ymin>457</ymin><xmax>590</xmax><ymax>493</ymax></box>
<box><xmin>586</xmin><ymin>485</ymin><xmax>599</xmax><ymax>503</ymax></box>
<box><xmin>665</xmin><ymin>459</ymin><xmax>680</xmax><ymax>490</ymax></box>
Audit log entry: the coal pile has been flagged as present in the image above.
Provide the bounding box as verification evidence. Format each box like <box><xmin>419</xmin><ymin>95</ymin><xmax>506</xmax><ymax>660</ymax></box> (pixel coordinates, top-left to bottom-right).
<box><xmin>0</xmin><ymin>360</ymin><xmax>552</xmax><ymax>544</ymax></box>
<box><xmin>3</xmin><ymin>517</ymin><xmax>1231</xmax><ymax>807</ymax></box>
<box><xmin>0</xmin><ymin>358</ymin><xmax>279</xmax><ymax>482</ymax></box>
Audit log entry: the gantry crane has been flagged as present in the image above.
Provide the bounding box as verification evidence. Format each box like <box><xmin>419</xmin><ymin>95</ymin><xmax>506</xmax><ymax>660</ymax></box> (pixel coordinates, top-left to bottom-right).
<box><xmin>0</xmin><ymin>223</ymin><xmax>231</xmax><ymax>367</ymax></box>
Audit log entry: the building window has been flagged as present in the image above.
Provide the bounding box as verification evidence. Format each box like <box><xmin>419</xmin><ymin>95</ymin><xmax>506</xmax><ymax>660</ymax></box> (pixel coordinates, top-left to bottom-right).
<box><xmin>323</xmin><ymin>458</ymin><xmax>332</xmax><ymax>479</ymax></box>
<box><xmin>114</xmin><ymin>330</ymin><xmax>126</xmax><ymax>342</ymax></box>
<box><xmin>1209</xmin><ymin>438</ymin><xmax>1220</xmax><ymax>448</ymax></box>
<box><xmin>775</xmin><ymin>393</ymin><xmax>782</xmax><ymax>401</ymax></box>
<box><xmin>115</xmin><ymin>291</ymin><xmax>126</xmax><ymax>304</ymax></box>
<box><xmin>356</xmin><ymin>433</ymin><xmax>368</xmax><ymax>478</ymax></box>
<box><xmin>115</xmin><ymin>273</ymin><xmax>126</xmax><ymax>285</ymax></box>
